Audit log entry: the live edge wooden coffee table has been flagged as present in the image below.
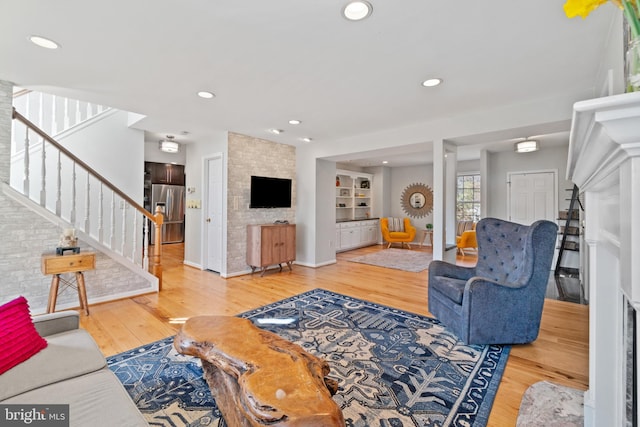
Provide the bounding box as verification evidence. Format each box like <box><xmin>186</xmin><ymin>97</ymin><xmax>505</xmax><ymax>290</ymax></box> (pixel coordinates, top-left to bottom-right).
<box><xmin>174</xmin><ymin>316</ymin><xmax>345</xmax><ymax>427</ymax></box>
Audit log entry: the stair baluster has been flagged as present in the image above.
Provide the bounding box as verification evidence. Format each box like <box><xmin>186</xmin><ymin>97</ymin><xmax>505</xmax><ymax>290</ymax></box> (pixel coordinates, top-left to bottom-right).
<box><xmin>23</xmin><ymin>126</ymin><xmax>29</xmax><ymax>195</ymax></box>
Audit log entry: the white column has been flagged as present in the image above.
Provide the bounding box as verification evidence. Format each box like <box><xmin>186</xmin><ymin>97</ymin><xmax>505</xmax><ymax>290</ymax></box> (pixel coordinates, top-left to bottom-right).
<box><xmin>480</xmin><ymin>149</ymin><xmax>489</xmax><ymax>219</ymax></box>
<box><xmin>432</xmin><ymin>139</ymin><xmax>445</xmax><ymax>260</ymax></box>
<box><xmin>445</xmin><ymin>144</ymin><xmax>457</xmax><ymax>248</ymax></box>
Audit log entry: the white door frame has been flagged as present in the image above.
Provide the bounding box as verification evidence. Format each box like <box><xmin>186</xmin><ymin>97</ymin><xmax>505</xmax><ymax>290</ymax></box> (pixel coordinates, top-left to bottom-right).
<box><xmin>202</xmin><ymin>152</ymin><xmax>227</xmax><ymax>276</ymax></box>
<box><xmin>506</xmin><ymin>169</ymin><xmax>558</xmax><ymax>223</ymax></box>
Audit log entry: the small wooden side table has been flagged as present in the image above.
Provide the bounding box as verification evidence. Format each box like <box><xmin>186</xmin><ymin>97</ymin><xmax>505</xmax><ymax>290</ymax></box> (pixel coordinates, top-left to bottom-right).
<box><xmin>41</xmin><ymin>252</ymin><xmax>96</xmax><ymax>315</ymax></box>
<box><xmin>418</xmin><ymin>229</ymin><xmax>434</xmax><ymax>247</ymax></box>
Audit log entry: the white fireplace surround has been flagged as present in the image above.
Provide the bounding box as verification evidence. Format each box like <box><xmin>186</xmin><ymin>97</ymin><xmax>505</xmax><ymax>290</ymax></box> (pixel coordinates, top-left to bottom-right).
<box><xmin>567</xmin><ymin>91</ymin><xmax>640</xmax><ymax>426</ymax></box>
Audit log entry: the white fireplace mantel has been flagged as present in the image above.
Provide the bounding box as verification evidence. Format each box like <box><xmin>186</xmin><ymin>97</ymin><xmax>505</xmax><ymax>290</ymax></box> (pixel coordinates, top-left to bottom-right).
<box><xmin>567</xmin><ymin>91</ymin><xmax>640</xmax><ymax>426</ymax></box>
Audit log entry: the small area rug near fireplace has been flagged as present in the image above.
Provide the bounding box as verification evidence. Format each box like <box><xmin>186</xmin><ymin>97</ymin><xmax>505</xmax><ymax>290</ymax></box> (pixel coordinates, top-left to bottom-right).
<box><xmin>107</xmin><ymin>289</ymin><xmax>510</xmax><ymax>426</ymax></box>
<box><xmin>349</xmin><ymin>248</ymin><xmax>433</xmax><ymax>272</ymax></box>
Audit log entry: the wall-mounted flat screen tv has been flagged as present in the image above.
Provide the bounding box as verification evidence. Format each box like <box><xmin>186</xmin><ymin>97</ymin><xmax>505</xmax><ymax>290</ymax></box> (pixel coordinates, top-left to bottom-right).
<box><xmin>250</xmin><ymin>175</ymin><xmax>292</xmax><ymax>208</ymax></box>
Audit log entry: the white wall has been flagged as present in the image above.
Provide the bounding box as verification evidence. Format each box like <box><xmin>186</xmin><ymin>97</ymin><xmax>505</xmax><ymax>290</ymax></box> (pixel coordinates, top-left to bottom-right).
<box><xmin>314</xmin><ymin>159</ymin><xmax>338</xmax><ymax>265</ymax></box>
<box><xmin>486</xmin><ymin>144</ymin><xmax>572</xmax><ymax>220</ymax></box>
<box><xmin>295</xmin><ymin>145</ymin><xmax>317</xmax><ymax>267</ymax></box>
<box><xmin>59</xmin><ymin>110</ymin><xmax>144</xmax><ymax>202</ymax></box>
<box><xmin>144</xmin><ymin>141</ymin><xmax>186</xmax><ymax>165</ymax></box>
<box><xmin>595</xmin><ymin>11</ymin><xmax>625</xmax><ymax>96</ymax></box>
<box><xmin>183</xmin><ymin>132</ymin><xmax>228</xmax><ymax>268</ymax></box>
<box><xmin>457</xmin><ymin>159</ymin><xmax>480</xmax><ymax>174</ymax></box>
<box><xmin>388</xmin><ymin>164</ymin><xmax>435</xmax><ymax>230</ymax></box>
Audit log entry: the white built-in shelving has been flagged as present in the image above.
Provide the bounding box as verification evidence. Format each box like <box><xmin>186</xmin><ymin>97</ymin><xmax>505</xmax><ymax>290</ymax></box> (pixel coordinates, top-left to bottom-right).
<box><xmin>335</xmin><ymin>170</ymin><xmax>373</xmax><ymax>222</ymax></box>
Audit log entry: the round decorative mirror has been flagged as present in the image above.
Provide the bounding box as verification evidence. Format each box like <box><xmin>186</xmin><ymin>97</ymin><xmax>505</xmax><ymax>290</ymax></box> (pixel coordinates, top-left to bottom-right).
<box><xmin>410</xmin><ymin>192</ymin><xmax>426</xmax><ymax>208</ymax></box>
<box><xmin>401</xmin><ymin>183</ymin><xmax>433</xmax><ymax>218</ymax></box>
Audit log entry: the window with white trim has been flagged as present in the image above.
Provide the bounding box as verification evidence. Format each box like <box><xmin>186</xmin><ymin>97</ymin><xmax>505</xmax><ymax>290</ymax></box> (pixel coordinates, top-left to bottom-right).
<box><xmin>456</xmin><ymin>173</ymin><xmax>481</xmax><ymax>222</ymax></box>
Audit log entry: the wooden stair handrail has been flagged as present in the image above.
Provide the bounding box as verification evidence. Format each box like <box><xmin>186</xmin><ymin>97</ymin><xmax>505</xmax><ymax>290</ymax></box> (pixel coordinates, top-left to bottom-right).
<box><xmin>13</xmin><ymin>107</ymin><xmax>156</xmax><ymax>221</ymax></box>
<box><xmin>12</xmin><ymin>107</ymin><xmax>164</xmax><ymax>288</ymax></box>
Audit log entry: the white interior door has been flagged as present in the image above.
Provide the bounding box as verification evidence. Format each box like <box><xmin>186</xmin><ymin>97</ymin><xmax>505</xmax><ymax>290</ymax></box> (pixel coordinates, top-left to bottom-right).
<box><xmin>205</xmin><ymin>155</ymin><xmax>223</xmax><ymax>272</ymax></box>
<box><xmin>508</xmin><ymin>171</ymin><xmax>556</xmax><ymax>225</ymax></box>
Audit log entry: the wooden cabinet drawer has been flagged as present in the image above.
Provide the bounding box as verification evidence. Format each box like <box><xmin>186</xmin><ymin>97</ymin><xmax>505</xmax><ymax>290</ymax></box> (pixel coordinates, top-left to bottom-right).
<box><xmin>41</xmin><ymin>252</ymin><xmax>96</xmax><ymax>275</ymax></box>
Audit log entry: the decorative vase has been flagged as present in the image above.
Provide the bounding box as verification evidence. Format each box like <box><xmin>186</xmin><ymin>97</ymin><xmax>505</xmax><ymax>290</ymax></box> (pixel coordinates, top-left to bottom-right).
<box><xmin>627</xmin><ymin>37</ymin><xmax>640</xmax><ymax>93</ymax></box>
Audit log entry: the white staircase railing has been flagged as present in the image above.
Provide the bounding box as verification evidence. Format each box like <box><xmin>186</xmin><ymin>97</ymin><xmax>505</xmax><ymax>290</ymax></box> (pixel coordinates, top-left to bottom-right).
<box><xmin>10</xmin><ymin>107</ymin><xmax>164</xmax><ymax>287</ymax></box>
<box><xmin>12</xmin><ymin>88</ymin><xmax>110</xmax><ymax>141</ymax></box>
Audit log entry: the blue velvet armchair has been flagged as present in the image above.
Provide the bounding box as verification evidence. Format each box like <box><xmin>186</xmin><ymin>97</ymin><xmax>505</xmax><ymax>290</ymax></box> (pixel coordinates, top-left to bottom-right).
<box><xmin>428</xmin><ymin>217</ymin><xmax>558</xmax><ymax>345</ymax></box>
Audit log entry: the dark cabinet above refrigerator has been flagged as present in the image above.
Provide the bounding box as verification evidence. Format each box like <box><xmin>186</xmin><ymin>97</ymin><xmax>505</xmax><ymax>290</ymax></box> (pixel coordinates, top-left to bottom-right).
<box><xmin>144</xmin><ymin>162</ymin><xmax>186</xmax><ymax>244</ymax></box>
<box><xmin>145</xmin><ymin>162</ymin><xmax>185</xmax><ymax>186</ymax></box>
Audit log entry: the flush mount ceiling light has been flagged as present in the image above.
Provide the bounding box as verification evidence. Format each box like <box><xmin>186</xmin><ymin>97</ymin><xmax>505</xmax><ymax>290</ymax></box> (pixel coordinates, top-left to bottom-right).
<box><xmin>515</xmin><ymin>139</ymin><xmax>539</xmax><ymax>153</ymax></box>
<box><xmin>288</xmin><ymin>119</ymin><xmax>301</xmax><ymax>125</ymax></box>
<box><xmin>422</xmin><ymin>78</ymin><xmax>442</xmax><ymax>87</ymax></box>
<box><xmin>29</xmin><ymin>35</ymin><xmax>59</xmax><ymax>49</ymax></box>
<box><xmin>342</xmin><ymin>1</ymin><xmax>373</xmax><ymax>21</ymax></box>
<box><xmin>197</xmin><ymin>91</ymin><xmax>215</xmax><ymax>99</ymax></box>
<box><xmin>159</xmin><ymin>135</ymin><xmax>180</xmax><ymax>153</ymax></box>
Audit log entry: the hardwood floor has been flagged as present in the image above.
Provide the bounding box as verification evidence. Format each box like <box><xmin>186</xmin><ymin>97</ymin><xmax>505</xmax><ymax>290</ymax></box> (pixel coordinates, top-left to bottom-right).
<box><xmin>80</xmin><ymin>243</ymin><xmax>588</xmax><ymax>426</ymax></box>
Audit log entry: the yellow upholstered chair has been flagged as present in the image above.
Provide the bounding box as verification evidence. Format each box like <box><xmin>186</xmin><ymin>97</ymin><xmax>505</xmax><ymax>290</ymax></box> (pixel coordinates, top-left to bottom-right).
<box><xmin>456</xmin><ymin>221</ymin><xmax>477</xmax><ymax>255</ymax></box>
<box><xmin>380</xmin><ymin>217</ymin><xmax>416</xmax><ymax>249</ymax></box>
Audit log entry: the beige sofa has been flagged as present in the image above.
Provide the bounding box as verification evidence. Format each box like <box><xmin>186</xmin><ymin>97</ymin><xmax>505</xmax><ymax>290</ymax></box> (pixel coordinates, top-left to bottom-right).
<box><xmin>0</xmin><ymin>311</ymin><xmax>147</xmax><ymax>427</ymax></box>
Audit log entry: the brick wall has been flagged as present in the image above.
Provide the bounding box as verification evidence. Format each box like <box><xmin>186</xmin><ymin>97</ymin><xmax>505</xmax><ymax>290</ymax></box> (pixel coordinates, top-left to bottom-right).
<box><xmin>0</xmin><ymin>81</ymin><xmax>152</xmax><ymax>313</ymax></box>
<box><xmin>226</xmin><ymin>132</ymin><xmax>296</xmax><ymax>274</ymax></box>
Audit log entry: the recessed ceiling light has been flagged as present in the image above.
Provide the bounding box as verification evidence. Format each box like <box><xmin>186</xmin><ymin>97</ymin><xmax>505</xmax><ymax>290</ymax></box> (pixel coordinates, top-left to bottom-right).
<box><xmin>197</xmin><ymin>91</ymin><xmax>215</xmax><ymax>99</ymax></box>
<box><xmin>382</xmin><ymin>160</ymin><xmax>389</xmax><ymax>164</ymax></box>
<box><xmin>422</xmin><ymin>78</ymin><xmax>443</xmax><ymax>87</ymax></box>
<box><xmin>302</xmin><ymin>137</ymin><xmax>312</xmax><ymax>143</ymax></box>
<box><xmin>342</xmin><ymin>1</ymin><xmax>373</xmax><ymax>21</ymax></box>
<box><xmin>29</xmin><ymin>35</ymin><xmax>59</xmax><ymax>49</ymax></box>
<box><xmin>288</xmin><ymin>119</ymin><xmax>301</xmax><ymax>125</ymax></box>
<box><xmin>270</xmin><ymin>129</ymin><xmax>283</xmax><ymax>134</ymax></box>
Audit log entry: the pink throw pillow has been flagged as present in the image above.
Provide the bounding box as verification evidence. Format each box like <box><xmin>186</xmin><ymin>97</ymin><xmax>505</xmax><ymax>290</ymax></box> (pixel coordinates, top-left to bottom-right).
<box><xmin>0</xmin><ymin>296</ymin><xmax>48</xmax><ymax>375</ymax></box>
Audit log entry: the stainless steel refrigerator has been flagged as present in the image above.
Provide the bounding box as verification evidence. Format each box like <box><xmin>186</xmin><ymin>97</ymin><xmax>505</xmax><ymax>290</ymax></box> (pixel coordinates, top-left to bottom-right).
<box><xmin>151</xmin><ymin>184</ymin><xmax>185</xmax><ymax>243</ymax></box>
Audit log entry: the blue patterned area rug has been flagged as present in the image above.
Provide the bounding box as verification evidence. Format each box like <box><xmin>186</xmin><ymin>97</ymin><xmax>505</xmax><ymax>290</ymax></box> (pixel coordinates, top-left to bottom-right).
<box><xmin>107</xmin><ymin>289</ymin><xmax>510</xmax><ymax>426</ymax></box>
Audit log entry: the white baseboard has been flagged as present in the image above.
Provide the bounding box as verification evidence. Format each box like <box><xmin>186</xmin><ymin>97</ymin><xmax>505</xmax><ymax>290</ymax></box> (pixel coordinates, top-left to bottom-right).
<box><xmin>296</xmin><ymin>259</ymin><xmax>337</xmax><ymax>268</ymax></box>
<box><xmin>183</xmin><ymin>260</ymin><xmax>202</xmax><ymax>270</ymax></box>
<box><xmin>222</xmin><ymin>268</ymin><xmax>254</xmax><ymax>278</ymax></box>
<box><xmin>30</xmin><ymin>285</ymin><xmax>157</xmax><ymax>316</ymax></box>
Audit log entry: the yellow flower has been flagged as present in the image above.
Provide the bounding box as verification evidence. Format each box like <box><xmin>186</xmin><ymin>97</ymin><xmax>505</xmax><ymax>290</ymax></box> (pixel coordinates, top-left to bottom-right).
<box><xmin>563</xmin><ymin>0</ymin><xmax>611</xmax><ymax>18</ymax></box>
<box><xmin>564</xmin><ymin>0</ymin><xmax>640</xmax><ymax>38</ymax></box>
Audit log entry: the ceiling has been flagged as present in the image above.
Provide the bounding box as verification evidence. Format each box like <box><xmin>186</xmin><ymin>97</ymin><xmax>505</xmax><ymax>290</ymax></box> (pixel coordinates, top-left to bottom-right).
<box><xmin>0</xmin><ymin>1</ymin><xmax>617</xmax><ymax>167</ymax></box>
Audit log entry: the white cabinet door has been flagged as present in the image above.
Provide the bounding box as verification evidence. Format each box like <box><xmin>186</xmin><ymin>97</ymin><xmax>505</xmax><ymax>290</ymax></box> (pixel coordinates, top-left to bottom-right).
<box><xmin>340</xmin><ymin>223</ymin><xmax>360</xmax><ymax>249</ymax></box>
<box><xmin>340</xmin><ymin>228</ymin><xmax>354</xmax><ymax>249</ymax></box>
<box><xmin>351</xmin><ymin>227</ymin><xmax>361</xmax><ymax>247</ymax></box>
<box><xmin>367</xmin><ymin>225</ymin><xmax>377</xmax><ymax>244</ymax></box>
<box><xmin>359</xmin><ymin>223</ymin><xmax>375</xmax><ymax>245</ymax></box>
<box><xmin>337</xmin><ymin>220</ymin><xmax>379</xmax><ymax>252</ymax></box>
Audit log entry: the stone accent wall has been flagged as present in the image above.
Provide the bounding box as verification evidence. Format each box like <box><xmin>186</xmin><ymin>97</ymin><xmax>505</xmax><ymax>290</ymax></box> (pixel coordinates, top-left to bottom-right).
<box><xmin>0</xmin><ymin>81</ymin><xmax>152</xmax><ymax>312</ymax></box>
<box><xmin>227</xmin><ymin>132</ymin><xmax>296</xmax><ymax>274</ymax></box>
